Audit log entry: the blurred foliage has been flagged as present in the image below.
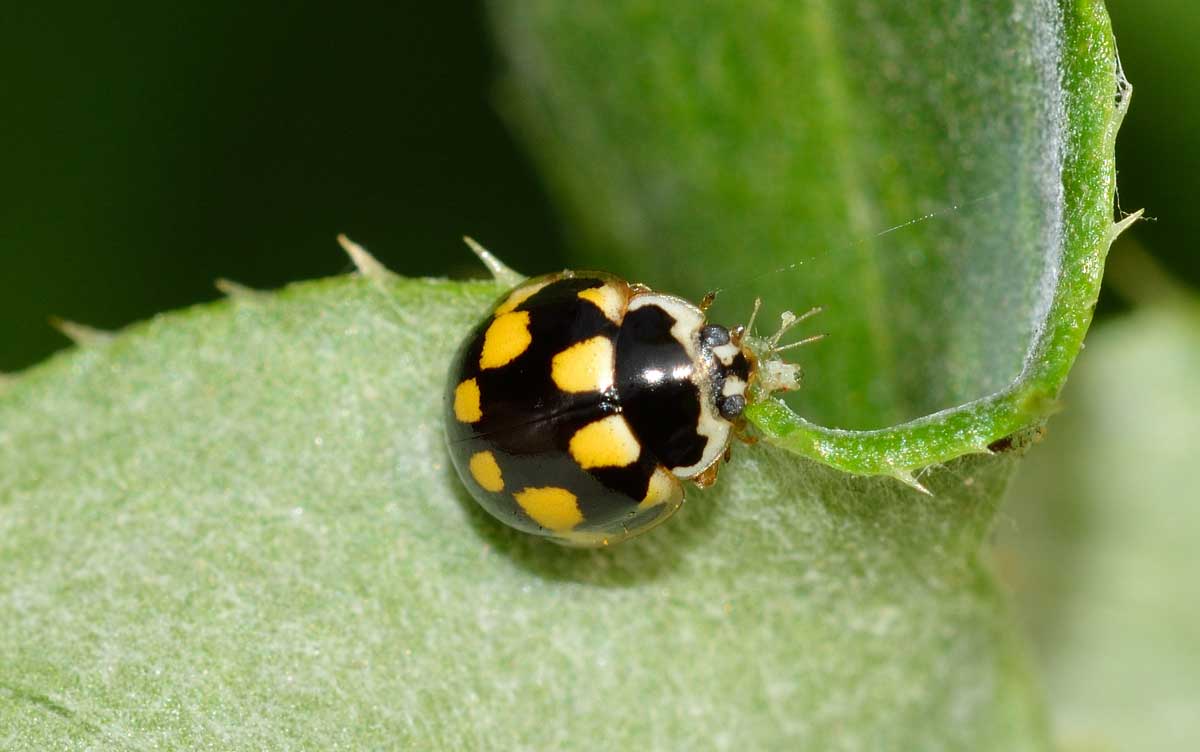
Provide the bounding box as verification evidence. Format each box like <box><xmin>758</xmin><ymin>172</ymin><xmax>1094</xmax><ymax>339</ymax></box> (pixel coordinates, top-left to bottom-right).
<box><xmin>0</xmin><ymin>2</ymin><xmax>566</xmax><ymax>372</ymax></box>
<box><xmin>999</xmin><ymin>299</ymin><xmax>1200</xmax><ymax>751</ymax></box>
<box><xmin>1103</xmin><ymin>0</ymin><xmax>1199</xmax><ymax>295</ymax></box>
<box><xmin>2</xmin><ymin>0</ymin><xmax>1197</xmax><ymax>375</ymax></box>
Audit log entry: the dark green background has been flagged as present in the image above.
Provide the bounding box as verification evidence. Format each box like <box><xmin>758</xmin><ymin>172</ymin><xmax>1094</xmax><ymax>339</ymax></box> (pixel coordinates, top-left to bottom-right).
<box><xmin>0</xmin><ymin>1</ymin><xmax>1190</xmax><ymax>372</ymax></box>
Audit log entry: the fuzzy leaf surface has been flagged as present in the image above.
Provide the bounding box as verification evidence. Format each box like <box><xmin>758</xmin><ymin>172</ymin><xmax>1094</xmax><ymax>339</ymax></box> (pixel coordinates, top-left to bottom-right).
<box><xmin>1</xmin><ymin>277</ymin><xmax>1042</xmax><ymax>749</ymax></box>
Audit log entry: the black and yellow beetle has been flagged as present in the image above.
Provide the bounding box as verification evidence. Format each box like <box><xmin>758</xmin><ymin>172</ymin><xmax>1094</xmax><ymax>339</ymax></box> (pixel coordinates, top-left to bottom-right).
<box><xmin>444</xmin><ymin>245</ymin><xmax>818</xmax><ymax>547</ymax></box>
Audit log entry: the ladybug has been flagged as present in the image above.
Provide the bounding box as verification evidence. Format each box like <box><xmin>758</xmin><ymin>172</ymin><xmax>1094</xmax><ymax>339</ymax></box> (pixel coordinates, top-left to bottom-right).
<box><xmin>444</xmin><ymin>252</ymin><xmax>817</xmax><ymax>547</ymax></box>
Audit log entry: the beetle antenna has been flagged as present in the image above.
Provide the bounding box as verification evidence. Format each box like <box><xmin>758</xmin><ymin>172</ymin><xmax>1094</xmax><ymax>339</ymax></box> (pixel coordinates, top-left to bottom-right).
<box><xmin>745</xmin><ymin>297</ymin><xmax>762</xmax><ymax>336</ymax></box>
<box><xmin>773</xmin><ymin>333</ymin><xmax>827</xmax><ymax>352</ymax></box>
<box><xmin>766</xmin><ymin>305</ymin><xmax>822</xmax><ymax>350</ymax></box>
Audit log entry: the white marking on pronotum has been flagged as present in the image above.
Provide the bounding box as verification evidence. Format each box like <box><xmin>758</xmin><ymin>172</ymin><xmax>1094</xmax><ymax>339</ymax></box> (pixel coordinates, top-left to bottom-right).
<box><xmin>337</xmin><ymin>233</ymin><xmax>396</xmax><ymax>284</ymax></box>
<box><xmin>627</xmin><ymin>293</ymin><xmax>730</xmax><ymax>479</ymax></box>
<box><xmin>49</xmin><ymin>317</ymin><xmax>114</xmax><ymax>347</ymax></box>
<box><xmin>721</xmin><ymin>375</ymin><xmax>746</xmax><ymax>397</ymax></box>
<box><xmin>711</xmin><ymin>342</ymin><xmax>736</xmax><ymax>361</ymax></box>
<box><xmin>462</xmin><ymin>236</ymin><xmax>525</xmax><ymax>288</ymax></box>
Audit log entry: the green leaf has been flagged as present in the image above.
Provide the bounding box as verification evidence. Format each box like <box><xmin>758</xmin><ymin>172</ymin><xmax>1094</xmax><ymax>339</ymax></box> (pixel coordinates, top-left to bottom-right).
<box><xmin>1</xmin><ymin>1</ymin><xmax>1127</xmax><ymax>748</ymax></box>
<box><xmin>1000</xmin><ymin>303</ymin><xmax>1200</xmax><ymax>751</ymax></box>
<box><xmin>2</xmin><ymin>276</ymin><xmax>1046</xmax><ymax>749</ymax></box>
<box><xmin>492</xmin><ymin>0</ymin><xmax>1130</xmax><ymax>481</ymax></box>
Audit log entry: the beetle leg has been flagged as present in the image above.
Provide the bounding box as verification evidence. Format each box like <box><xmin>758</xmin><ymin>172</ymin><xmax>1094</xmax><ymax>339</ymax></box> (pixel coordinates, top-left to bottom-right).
<box><xmin>733</xmin><ymin>420</ymin><xmax>758</xmax><ymax>446</ymax></box>
<box><xmin>692</xmin><ymin>463</ymin><xmax>721</xmax><ymax>489</ymax></box>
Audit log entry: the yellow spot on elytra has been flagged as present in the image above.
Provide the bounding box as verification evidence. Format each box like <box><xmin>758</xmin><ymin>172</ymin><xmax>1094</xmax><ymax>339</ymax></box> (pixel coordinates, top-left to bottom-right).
<box><xmin>640</xmin><ymin>467</ymin><xmax>682</xmax><ymax>510</ymax></box>
<box><xmin>479</xmin><ymin>311</ymin><xmax>532</xmax><ymax>370</ymax></box>
<box><xmin>494</xmin><ymin>281</ymin><xmax>549</xmax><ymax>315</ymax></box>
<box><xmin>551</xmin><ymin>336</ymin><xmax>614</xmax><ymax>394</ymax></box>
<box><xmin>468</xmin><ymin>451</ymin><xmax>504</xmax><ymax>492</ymax></box>
<box><xmin>569</xmin><ymin>415</ymin><xmax>641</xmax><ymax>469</ymax></box>
<box><xmin>453</xmin><ymin>378</ymin><xmax>482</xmax><ymax>423</ymax></box>
<box><xmin>577</xmin><ymin>285</ymin><xmax>625</xmax><ymax>323</ymax></box>
<box><xmin>514</xmin><ymin>487</ymin><xmax>582</xmax><ymax>531</ymax></box>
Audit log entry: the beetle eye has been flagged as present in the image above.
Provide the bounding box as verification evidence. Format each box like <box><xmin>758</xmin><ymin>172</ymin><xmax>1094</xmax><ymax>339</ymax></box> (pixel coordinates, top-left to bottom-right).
<box><xmin>701</xmin><ymin>324</ymin><xmax>731</xmax><ymax>347</ymax></box>
<box><xmin>719</xmin><ymin>394</ymin><xmax>746</xmax><ymax>420</ymax></box>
